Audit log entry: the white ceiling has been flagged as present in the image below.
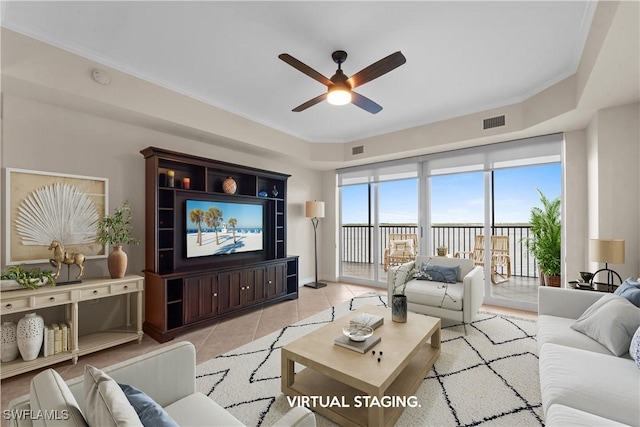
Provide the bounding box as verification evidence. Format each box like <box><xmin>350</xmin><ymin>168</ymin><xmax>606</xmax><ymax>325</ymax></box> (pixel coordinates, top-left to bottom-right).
<box><xmin>1</xmin><ymin>1</ymin><xmax>597</xmax><ymax>143</ymax></box>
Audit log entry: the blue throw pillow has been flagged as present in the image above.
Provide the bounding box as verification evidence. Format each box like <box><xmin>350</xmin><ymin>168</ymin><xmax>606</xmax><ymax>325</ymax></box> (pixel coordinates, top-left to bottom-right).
<box><xmin>416</xmin><ymin>263</ymin><xmax>459</xmax><ymax>283</ymax></box>
<box><xmin>614</xmin><ymin>277</ymin><xmax>640</xmax><ymax>308</ymax></box>
<box><xmin>119</xmin><ymin>383</ymin><xmax>179</xmax><ymax>427</ymax></box>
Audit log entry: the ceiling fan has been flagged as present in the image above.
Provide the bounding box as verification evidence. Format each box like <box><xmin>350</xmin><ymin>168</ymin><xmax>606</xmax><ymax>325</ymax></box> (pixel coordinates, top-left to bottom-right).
<box><xmin>278</xmin><ymin>50</ymin><xmax>406</xmax><ymax>114</ymax></box>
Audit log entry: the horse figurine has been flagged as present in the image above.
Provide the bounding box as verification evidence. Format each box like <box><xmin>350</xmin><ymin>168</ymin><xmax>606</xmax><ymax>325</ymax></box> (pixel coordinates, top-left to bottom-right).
<box><xmin>48</xmin><ymin>240</ymin><xmax>85</xmax><ymax>280</ymax></box>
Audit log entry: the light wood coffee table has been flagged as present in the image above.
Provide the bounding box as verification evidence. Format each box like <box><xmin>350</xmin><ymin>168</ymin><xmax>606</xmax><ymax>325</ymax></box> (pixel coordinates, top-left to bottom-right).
<box><xmin>281</xmin><ymin>304</ymin><xmax>441</xmax><ymax>427</ymax></box>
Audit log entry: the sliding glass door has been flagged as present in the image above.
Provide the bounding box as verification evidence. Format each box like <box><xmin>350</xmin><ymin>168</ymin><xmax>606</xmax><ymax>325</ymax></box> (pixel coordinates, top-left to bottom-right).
<box><xmin>340</xmin><ymin>178</ymin><xmax>419</xmax><ymax>284</ymax></box>
<box><xmin>338</xmin><ymin>134</ymin><xmax>563</xmax><ymax>308</ymax></box>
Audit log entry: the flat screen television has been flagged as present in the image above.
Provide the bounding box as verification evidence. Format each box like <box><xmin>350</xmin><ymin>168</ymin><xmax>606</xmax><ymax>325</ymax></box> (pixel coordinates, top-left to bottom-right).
<box><xmin>185</xmin><ymin>199</ymin><xmax>264</xmax><ymax>258</ymax></box>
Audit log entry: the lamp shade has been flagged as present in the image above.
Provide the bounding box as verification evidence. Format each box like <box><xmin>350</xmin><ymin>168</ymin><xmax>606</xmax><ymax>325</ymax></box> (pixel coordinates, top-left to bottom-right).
<box><xmin>305</xmin><ymin>201</ymin><xmax>325</xmax><ymax>219</ymax></box>
<box><xmin>589</xmin><ymin>239</ymin><xmax>625</xmax><ymax>264</ymax></box>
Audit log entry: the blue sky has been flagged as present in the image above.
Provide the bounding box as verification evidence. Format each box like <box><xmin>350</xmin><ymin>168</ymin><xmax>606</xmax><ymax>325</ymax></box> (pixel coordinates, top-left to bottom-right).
<box><xmin>186</xmin><ymin>200</ymin><xmax>263</xmax><ymax>228</ymax></box>
<box><xmin>341</xmin><ymin>163</ymin><xmax>561</xmax><ymax>224</ymax></box>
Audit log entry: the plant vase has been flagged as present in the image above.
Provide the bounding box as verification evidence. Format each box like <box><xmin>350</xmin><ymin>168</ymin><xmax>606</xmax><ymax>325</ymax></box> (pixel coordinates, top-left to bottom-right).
<box><xmin>1</xmin><ymin>321</ymin><xmax>19</xmax><ymax>362</ymax></box>
<box><xmin>392</xmin><ymin>294</ymin><xmax>407</xmax><ymax>323</ymax></box>
<box><xmin>545</xmin><ymin>274</ymin><xmax>561</xmax><ymax>287</ymax></box>
<box><xmin>108</xmin><ymin>246</ymin><xmax>128</xmax><ymax>279</ymax></box>
<box><xmin>17</xmin><ymin>313</ymin><xmax>44</xmax><ymax>361</ymax></box>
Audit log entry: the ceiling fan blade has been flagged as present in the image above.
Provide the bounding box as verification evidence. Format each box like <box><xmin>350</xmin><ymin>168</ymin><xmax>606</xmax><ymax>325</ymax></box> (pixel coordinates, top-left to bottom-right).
<box><xmin>279</xmin><ymin>53</ymin><xmax>333</xmax><ymax>87</ymax></box>
<box><xmin>346</xmin><ymin>51</ymin><xmax>406</xmax><ymax>89</ymax></box>
<box><xmin>351</xmin><ymin>91</ymin><xmax>383</xmax><ymax>114</ymax></box>
<box><xmin>292</xmin><ymin>93</ymin><xmax>327</xmax><ymax>112</ymax></box>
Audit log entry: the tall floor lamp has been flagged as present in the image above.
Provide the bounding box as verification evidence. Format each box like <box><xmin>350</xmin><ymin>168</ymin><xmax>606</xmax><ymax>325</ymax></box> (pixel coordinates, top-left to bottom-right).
<box><xmin>304</xmin><ymin>200</ymin><xmax>326</xmax><ymax>289</ymax></box>
<box><xmin>589</xmin><ymin>238</ymin><xmax>625</xmax><ymax>292</ymax></box>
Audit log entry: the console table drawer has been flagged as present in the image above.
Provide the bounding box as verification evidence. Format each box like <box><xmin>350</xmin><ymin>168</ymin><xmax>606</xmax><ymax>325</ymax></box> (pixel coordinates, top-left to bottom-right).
<box><xmin>111</xmin><ymin>281</ymin><xmax>143</xmax><ymax>295</ymax></box>
<box><xmin>80</xmin><ymin>286</ymin><xmax>110</xmax><ymax>300</ymax></box>
<box><xmin>2</xmin><ymin>299</ymin><xmax>29</xmax><ymax>314</ymax></box>
<box><xmin>33</xmin><ymin>292</ymin><xmax>72</xmax><ymax>308</ymax></box>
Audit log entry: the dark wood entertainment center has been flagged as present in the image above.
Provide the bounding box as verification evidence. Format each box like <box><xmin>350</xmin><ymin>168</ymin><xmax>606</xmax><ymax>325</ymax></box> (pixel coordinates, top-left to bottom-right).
<box><xmin>141</xmin><ymin>147</ymin><xmax>298</xmax><ymax>342</ymax></box>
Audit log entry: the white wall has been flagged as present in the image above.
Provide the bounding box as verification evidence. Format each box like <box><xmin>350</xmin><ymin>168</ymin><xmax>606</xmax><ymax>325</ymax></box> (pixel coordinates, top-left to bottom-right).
<box><xmin>1</xmin><ymin>94</ymin><xmax>323</xmax><ymax>324</ymax></box>
<box><xmin>563</xmin><ymin>130</ymin><xmax>589</xmax><ymax>281</ymax></box>
<box><xmin>586</xmin><ymin>102</ymin><xmax>640</xmax><ymax>280</ymax></box>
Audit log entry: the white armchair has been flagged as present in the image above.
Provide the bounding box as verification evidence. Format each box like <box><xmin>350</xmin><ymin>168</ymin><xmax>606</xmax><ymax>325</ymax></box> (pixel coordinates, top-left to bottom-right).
<box><xmin>388</xmin><ymin>256</ymin><xmax>484</xmax><ymax>332</ymax></box>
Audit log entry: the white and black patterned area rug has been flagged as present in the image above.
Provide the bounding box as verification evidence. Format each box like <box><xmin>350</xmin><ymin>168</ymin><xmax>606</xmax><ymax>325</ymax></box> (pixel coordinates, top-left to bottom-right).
<box><xmin>196</xmin><ymin>293</ymin><xmax>542</xmax><ymax>427</ymax></box>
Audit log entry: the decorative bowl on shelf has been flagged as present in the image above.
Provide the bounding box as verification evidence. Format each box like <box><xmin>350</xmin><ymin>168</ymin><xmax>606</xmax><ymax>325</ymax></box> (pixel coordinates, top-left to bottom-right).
<box><xmin>342</xmin><ymin>324</ymin><xmax>373</xmax><ymax>342</ymax></box>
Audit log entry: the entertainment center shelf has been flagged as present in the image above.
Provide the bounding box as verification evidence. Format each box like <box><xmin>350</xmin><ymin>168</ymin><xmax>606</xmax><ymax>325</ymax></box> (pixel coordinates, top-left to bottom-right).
<box><xmin>141</xmin><ymin>147</ymin><xmax>298</xmax><ymax>342</ymax></box>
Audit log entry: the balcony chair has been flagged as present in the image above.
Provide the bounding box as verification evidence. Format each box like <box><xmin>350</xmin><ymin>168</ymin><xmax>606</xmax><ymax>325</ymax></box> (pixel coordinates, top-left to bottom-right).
<box><xmin>454</xmin><ymin>235</ymin><xmax>511</xmax><ymax>284</ymax></box>
<box><xmin>383</xmin><ymin>233</ymin><xmax>418</xmax><ymax>272</ymax></box>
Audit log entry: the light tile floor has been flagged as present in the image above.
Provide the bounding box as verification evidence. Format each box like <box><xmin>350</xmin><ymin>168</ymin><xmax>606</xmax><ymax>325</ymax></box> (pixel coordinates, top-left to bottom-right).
<box><xmin>0</xmin><ymin>281</ymin><xmax>537</xmax><ymax>412</ymax></box>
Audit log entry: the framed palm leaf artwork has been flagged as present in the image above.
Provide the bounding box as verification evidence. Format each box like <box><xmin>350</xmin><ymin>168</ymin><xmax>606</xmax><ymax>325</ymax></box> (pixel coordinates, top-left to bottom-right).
<box><xmin>5</xmin><ymin>168</ymin><xmax>108</xmax><ymax>264</ymax></box>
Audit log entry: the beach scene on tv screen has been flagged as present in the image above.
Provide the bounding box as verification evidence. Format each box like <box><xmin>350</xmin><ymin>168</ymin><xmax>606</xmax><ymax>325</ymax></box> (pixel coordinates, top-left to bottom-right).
<box><xmin>186</xmin><ymin>200</ymin><xmax>263</xmax><ymax>258</ymax></box>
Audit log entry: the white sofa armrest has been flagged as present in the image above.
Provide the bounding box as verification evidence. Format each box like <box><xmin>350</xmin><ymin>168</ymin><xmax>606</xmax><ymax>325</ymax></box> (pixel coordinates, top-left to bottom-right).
<box><xmin>7</xmin><ymin>342</ymin><xmax>196</xmax><ymax>427</ymax></box>
<box><xmin>271</xmin><ymin>406</ymin><xmax>317</xmax><ymax>427</ymax></box>
<box><xmin>68</xmin><ymin>341</ymin><xmax>197</xmax><ymax>408</ymax></box>
<box><xmin>538</xmin><ymin>287</ymin><xmax>605</xmax><ymax>319</ymax></box>
<box><xmin>462</xmin><ymin>266</ymin><xmax>484</xmax><ymax>324</ymax></box>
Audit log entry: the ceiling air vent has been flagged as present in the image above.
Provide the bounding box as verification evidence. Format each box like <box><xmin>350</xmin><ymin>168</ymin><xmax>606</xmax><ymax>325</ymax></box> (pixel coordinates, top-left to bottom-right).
<box><xmin>352</xmin><ymin>145</ymin><xmax>365</xmax><ymax>155</ymax></box>
<box><xmin>483</xmin><ymin>115</ymin><xmax>505</xmax><ymax>130</ymax></box>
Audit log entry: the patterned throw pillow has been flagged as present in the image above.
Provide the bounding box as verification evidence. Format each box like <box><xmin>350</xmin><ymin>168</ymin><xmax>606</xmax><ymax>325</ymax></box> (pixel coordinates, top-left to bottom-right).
<box><xmin>417</xmin><ymin>263</ymin><xmax>459</xmax><ymax>283</ymax></box>
<box><xmin>630</xmin><ymin>326</ymin><xmax>640</xmax><ymax>369</ymax></box>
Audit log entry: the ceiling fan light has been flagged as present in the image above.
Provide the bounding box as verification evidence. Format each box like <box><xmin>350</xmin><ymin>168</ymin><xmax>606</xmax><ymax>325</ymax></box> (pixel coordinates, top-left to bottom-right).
<box><xmin>327</xmin><ymin>87</ymin><xmax>351</xmax><ymax>106</ymax></box>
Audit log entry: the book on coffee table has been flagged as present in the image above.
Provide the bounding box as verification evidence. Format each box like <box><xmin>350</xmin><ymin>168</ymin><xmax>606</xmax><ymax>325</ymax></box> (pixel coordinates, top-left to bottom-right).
<box><xmin>334</xmin><ymin>334</ymin><xmax>381</xmax><ymax>353</ymax></box>
<box><xmin>350</xmin><ymin>312</ymin><xmax>384</xmax><ymax>330</ymax></box>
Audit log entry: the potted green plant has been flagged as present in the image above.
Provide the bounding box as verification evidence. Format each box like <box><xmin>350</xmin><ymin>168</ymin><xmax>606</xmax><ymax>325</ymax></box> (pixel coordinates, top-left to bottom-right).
<box><xmin>522</xmin><ymin>189</ymin><xmax>561</xmax><ymax>286</ymax></box>
<box><xmin>1</xmin><ymin>264</ymin><xmax>56</xmax><ymax>291</ymax></box>
<box><xmin>97</xmin><ymin>201</ymin><xmax>140</xmax><ymax>279</ymax></box>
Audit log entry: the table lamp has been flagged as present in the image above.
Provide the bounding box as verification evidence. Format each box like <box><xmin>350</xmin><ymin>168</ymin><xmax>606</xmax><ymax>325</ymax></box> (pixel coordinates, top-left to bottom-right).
<box><xmin>589</xmin><ymin>238</ymin><xmax>625</xmax><ymax>291</ymax></box>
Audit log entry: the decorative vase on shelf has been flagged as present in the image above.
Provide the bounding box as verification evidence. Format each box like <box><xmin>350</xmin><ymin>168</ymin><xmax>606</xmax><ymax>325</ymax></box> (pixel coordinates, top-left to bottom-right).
<box><xmin>17</xmin><ymin>313</ymin><xmax>44</xmax><ymax>361</ymax></box>
<box><xmin>392</xmin><ymin>294</ymin><xmax>407</xmax><ymax>323</ymax></box>
<box><xmin>108</xmin><ymin>246</ymin><xmax>128</xmax><ymax>279</ymax></box>
<box><xmin>223</xmin><ymin>177</ymin><xmax>237</xmax><ymax>194</ymax></box>
<box><xmin>1</xmin><ymin>321</ymin><xmax>19</xmax><ymax>362</ymax></box>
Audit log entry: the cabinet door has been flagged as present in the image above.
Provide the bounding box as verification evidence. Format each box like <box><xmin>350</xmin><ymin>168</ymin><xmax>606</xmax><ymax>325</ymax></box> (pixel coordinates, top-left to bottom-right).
<box><xmin>244</xmin><ymin>267</ymin><xmax>266</xmax><ymax>305</ymax></box>
<box><xmin>184</xmin><ymin>275</ymin><xmax>218</xmax><ymax>324</ymax></box>
<box><xmin>218</xmin><ymin>271</ymin><xmax>243</xmax><ymax>313</ymax></box>
<box><xmin>266</xmin><ymin>263</ymin><xmax>287</xmax><ymax>298</ymax></box>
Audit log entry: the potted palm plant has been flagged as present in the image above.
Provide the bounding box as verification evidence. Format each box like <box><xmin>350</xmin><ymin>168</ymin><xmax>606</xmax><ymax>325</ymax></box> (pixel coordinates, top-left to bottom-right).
<box><xmin>523</xmin><ymin>189</ymin><xmax>561</xmax><ymax>286</ymax></box>
<box><xmin>97</xmin><ymin>201</ymin><xmax>140</xmax><ymax>278</ymax></box>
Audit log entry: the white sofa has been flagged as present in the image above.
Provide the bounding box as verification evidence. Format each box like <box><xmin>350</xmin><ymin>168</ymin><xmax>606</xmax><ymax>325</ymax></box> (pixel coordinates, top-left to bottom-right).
<box><xmin>7</xmin><ymin>341</ymin><xmax>316</xmax><ymax>427</ymax></box>
<box><xmin>537</xmin><ymin>287</ymin><xmax>640</xmax><ymax>426</ymax></box>
<box><xmin>387</xmin><ymin>256</ymin><xmax>483</xmax><ymax>330</ymax></box>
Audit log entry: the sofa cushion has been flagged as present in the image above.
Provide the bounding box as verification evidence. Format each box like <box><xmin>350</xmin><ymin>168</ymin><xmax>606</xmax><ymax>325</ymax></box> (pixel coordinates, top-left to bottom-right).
<box><xmin>164</xmin><ymin>392</ymin><xmax>244</xmax><ymax>426</ymax></box>
<box><xmin>570</xmin><ymin>294</ymin><xmax>640</xmax><ymax>356</ymax></box>
<box><xmin>545</xmin><ymin>404</ymin><xmax>630</xmax><ymax>427</ymax></box>
<box><xmin>614</xmin><ymin>277</ymin><xmax>640</xmax><ymax>307</ymax></box>
<box><xmin>119</xmin><ymin>383</ymin><xmax>179</xmax><ymax>427</ymax></box>
<box><xmin>404</xmin><ymin>279</ymin><xmax>463</xmax><ymax>311</ymax></box>
<box><xmin>30</xmin><ymin>369</ymin><xmax>88</xmax><ymax>427</ymax></box>
<box><xmin>537</xmin><ymin>315</ymin><xmax>623</xmax><ymax>357</ymax></box>
<box><xmin>630</xmin><ymin>326</ymin><xmax>640</xmax><ymax>369</ymax></box>
<box><xmin>417</xmin><ymin>262</ymin><xmax>459</xmax><ymax>283</ymax></box>
<box><xmin>84</xmin><ymin>365</ymin><xmax>142</xmax><ymax>427</ymax></box>
<box><xmin>539</xmin><ymin>343</ymin><xmax>639</xmax><ymax>426</ymax></box>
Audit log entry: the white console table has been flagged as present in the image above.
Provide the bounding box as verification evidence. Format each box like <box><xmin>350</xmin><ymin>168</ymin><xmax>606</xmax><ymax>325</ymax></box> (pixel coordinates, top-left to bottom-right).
<box><xmin>0</xmin><ymin>275</ymin><xmax>144</xmax><ymax>379</ymax></box>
